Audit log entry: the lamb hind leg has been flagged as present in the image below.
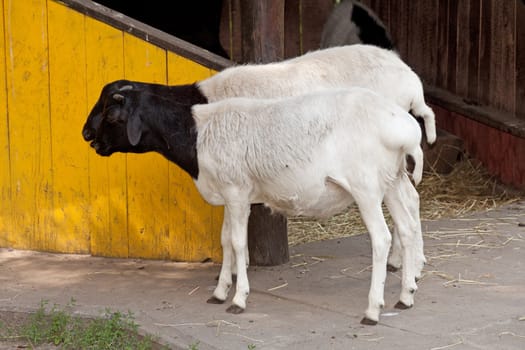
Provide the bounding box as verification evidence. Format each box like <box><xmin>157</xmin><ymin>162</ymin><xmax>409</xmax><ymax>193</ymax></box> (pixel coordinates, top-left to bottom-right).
<box><xmin>388</xmin><ymin>228</ymin><xmax>403</xmax><ymax>272</ymax></box>
<box><xmin>355</xmin><ymin>197</ymin><xmax>392</xmax><ymax>325</ymax></box>
<box><xmin>384</xmin><ymin>178</ymin><xmax>420</xmax><ymax>309</ymax></box>
<box><xmin>399</xmin><ymin>175</ymin><xmax>426</xmax><ymax>279</ymax></box>
<box><xmin>387</xmin><ymin>176</ymin><xmax>426</xmax><ymax>279</ymax></box>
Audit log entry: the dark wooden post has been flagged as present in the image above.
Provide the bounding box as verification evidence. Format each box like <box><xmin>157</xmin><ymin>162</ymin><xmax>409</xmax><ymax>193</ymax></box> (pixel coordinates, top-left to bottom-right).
<box><xmin>239</xmin><ymin>0</ymin><xmax>289</xmax><ymax>266</ymax></box>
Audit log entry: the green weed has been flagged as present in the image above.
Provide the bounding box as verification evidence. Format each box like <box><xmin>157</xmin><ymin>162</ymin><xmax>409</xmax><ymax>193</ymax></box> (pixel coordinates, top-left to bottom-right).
<box><xmin>2</xmin><ymin>299</ymin><xmax>168</xmax><ymax>350</ymax></box>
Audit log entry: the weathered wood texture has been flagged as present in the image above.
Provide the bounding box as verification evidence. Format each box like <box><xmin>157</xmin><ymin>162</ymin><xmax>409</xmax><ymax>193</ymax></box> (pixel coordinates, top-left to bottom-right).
<box><xmin>362</xmin><ymin>0</ymin><xmax>525</xmax><ymax>188</ymax></box>
<box><xmin>2</xmin><ymin>0</ymin><xmax>524</xmax><ymax>259</ymax></box>
<box><xmin>433</xmin><ymin>104</ymin><xmax>525</xmax><ymax>188</ymax></box>
<box><xmin>239</xmin><ymin>1</ymin><xmax>289</xmax><ymax>266</ymax></box>
<box><xmin>365</xmin><ymin>0</ymin><xmax>523</xmax><ymax>120</ymax></box>
<box><xmin>0</xmin><ymin>0</ymin><xmax>227</xmax><ymax>261</ymax></box>
<box><xmin>221</xmin><ymin>0</ymin><xmax>333</xmax><ymax>61</ymax></box>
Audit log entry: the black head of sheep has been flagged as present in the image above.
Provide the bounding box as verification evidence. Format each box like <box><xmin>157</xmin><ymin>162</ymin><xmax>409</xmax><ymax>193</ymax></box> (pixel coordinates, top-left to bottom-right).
<box><xmin>88</xmin><ymin>88</ymin><xmax>199</xmax><ymax>178</ymax></box>
<box><xmin>82</xmin><ymin>80</ymin><xmax>207</xmax><ymax>142</ymax></box>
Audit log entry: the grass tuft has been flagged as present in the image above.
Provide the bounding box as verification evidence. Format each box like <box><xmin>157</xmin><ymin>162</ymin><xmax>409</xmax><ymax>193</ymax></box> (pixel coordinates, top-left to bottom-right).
<box><xmin>1</xmin><ymin>299</ymin><xmax>168</xmax><ymax>350</ymax></box>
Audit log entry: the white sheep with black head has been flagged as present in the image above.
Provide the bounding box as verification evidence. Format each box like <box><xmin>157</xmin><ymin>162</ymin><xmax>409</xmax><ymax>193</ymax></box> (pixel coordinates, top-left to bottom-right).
<box><xmin>87</xmin><ymin>85</ymin><xmax>424</xmax><ymax>325</ymax></box>
<box><xmin>83</xmin><ymin>44</ymin><xmax>433</xmax><ymax>276</ymax></box>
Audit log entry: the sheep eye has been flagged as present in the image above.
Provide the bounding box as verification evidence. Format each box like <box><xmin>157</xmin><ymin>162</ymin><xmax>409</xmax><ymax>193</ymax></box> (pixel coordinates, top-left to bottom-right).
<box><xmin>103</xmin><ymin>105</ymin><xmax>123</xmax><ymax>123</ymax></box>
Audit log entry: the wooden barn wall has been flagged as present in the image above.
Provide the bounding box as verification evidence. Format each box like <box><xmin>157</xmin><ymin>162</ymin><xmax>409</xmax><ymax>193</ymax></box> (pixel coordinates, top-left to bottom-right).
<box><xmin>359</xmin><ymin>0</ymin><xmax>525</xmax><ymax>188</ymax></box>
<box><xmin>220</xmin><ymin>0</ymin><xmax>525</xmax><ymax>120</ymax></box>
<box><xmin>220</xmin><ymin>0</ymin><xmax>334</xmax><ymax>61</ymax></box>
<box><xmin>361</xmin><ymin>0</ymin><xmax>524</xmax><ymax>120</ymax></box>
<box><xmin>219</xmin><ymin>0</ymin><xmax>525</xmax><ymax>188</ymax></box>
<box><xmin>433</xmin><ymin>104</ymin><xmax>525</xmax><ymax>187</ymax></box>
<box><xmin>0</xmin><ymin>0</ymin><xmax>224</xmax><ymax>261</ymax></box>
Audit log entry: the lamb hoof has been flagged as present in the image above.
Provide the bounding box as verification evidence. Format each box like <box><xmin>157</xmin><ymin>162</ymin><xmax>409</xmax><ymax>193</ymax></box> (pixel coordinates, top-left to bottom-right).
<box><xmin>215</xmin><ymin>274</ymin><xmax>237</xmax><ymax>282</ymax></box>
<box><xmin>360</xmin><ymin>317</ymin><xmax>378</xmax><ymax>326</ymax></box>
<box><xmin>226</xmin><ymin>305</ymin><xmax>244</xmax><ymax>314</ymax></box>
<box><xmin>207</xmin><ymin>296</ymin><xmax>225</xmax><ymax>304</ymax></box>
<box><xmin>387</xmin><ymin>264</ymin><xmax>399</xmax><ymax>272</ymax></box>
<box><xmin>394</xmin><ymin>301</ymin><xmax>412</xmax><ymax>310</ymax></box>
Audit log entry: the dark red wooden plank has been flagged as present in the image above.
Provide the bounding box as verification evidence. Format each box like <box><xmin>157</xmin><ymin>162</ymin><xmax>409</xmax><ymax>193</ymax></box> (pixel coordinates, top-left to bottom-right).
<box><xmin>478</xmin><ymin>0</ymin><xmax>492</xmax><ymax>105</ymax></box>
<box><xmin>445</xmin><ymin>0</ymin><xmax>458</xmax><ymax>92</ymax></box>
<box><xmin>467</xmin><ymin>0</ymin><xmax>482</xmax><ymax>102</ymax></box>
<box><xmin>300</xmin><ymin>0</ymin><xmax>333</xmax><ymax>53</ymax></box>
<box><xmin>517</xmin><ymin>0</ymin><xmax>525</xmax><ymax>120</ymax></box>
<box><xmin>406</xmin><ymin>0</ymin><xmax>439</xmax><ymax>85</ymax></box>
<box><xmin>389</xmin><ymin>0</ymin><xmax>409</xmax><ymax>59</ymax></box>
<box><xmin>436</xmin><ymin>0</ymin><xmax>450</xmax><ymax>89</ymax></box>
<box><xmin>284</xmin><ymin>0</ymin><xmax>302</xmax><ymax>58</ymax></box>
<box><xmin>455</xmin><ymin>0</ymin><xmax>471</xmax><ymax>96</ymax></box>
<box><xmin>487</xmin><ymin>0</ymin><xmax>516</xmax><ymax>113</ymax></box>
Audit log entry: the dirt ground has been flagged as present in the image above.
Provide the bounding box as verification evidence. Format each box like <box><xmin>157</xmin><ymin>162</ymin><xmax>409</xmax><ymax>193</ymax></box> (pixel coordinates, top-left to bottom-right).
<box><xmin>0</xmin><ymin>311</ymin><xmax>58</xmax><ymax>349</ymax></box>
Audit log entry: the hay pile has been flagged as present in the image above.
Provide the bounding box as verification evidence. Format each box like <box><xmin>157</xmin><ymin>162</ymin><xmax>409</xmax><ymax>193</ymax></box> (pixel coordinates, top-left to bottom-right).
<box><xmin>288</xmin><ymin>156</ymin><xmax>523</xmax><ymax>246</ymax></box>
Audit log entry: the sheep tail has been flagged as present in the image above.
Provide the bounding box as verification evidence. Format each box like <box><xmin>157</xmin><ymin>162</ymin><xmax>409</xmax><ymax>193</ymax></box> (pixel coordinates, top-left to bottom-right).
<box><xmin>411</xmin><ymin>101</ymin><xmax>436</xmax><ymax>145</ymax></box>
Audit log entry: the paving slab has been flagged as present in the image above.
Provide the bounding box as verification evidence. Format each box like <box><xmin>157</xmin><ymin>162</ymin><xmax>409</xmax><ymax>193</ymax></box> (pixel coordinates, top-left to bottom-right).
<box><xmin>1</xmin><ymin>200</ymin><xmax>524</xmax><ymax>350</ymax></box>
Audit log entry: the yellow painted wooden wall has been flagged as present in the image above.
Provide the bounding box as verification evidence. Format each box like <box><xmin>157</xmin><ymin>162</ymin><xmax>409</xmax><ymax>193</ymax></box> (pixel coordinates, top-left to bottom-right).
<box><xmin>0</xmin><ymin>0</ymin><xmax>224</xmax><ymax>262</ymax></box>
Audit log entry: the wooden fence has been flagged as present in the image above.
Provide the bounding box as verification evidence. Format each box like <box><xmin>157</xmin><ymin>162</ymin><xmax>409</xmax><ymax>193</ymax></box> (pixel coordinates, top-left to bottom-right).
<box><xmin>1</xmin><ymin>0</ymin><xmax>524</xmax><ymax>260</ymax></box>
<box><xmin>0</xmin><ymin>0</ymin><xmax>231</xmax><ymax>261</ymax></box>
<box><xmin>360</xmin><ymin>0</ymin><xmax>525</xmax><ymax>188</ymax></box>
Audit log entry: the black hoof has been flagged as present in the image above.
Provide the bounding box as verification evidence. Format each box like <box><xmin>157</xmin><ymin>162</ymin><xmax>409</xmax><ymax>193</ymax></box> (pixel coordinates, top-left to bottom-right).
<box><xmin>215</xmin><ymin>274</ymin><xmax>237</xmax><ymax>282</ymax></box>
<box><xmin>207</xmin><ymin>296</ymin><xmax>225</xmax><ymax>304</ymax></box>
<box><xmin>387</xmin><ymin>264</ymin><xmax>399</xmax><ymax>272</ymax></box>
<box><xmin>360</xmin><ymin>317</ymin><xmax>378</xmax><ymax>325</ymax></box>
<box><xmin>226</xmin><ymin>305</ymin><xmax>244</xmax><ymax>314</ymax></box>
<box><xmin>394</xmin><ymin>301</ymin><xmax>412</xmax><ymax>310</ymax></box>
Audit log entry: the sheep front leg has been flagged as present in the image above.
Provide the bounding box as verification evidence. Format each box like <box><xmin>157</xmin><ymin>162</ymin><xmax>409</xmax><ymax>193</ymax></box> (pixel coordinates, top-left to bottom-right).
<box><xmin>225</xmin><ymin>202</ymin><xmax>251</xmax><ymax>314</ymax></box>
<box><xmin>356</xmin><ymin>198</ymin><xmax>392</xmax><ymax>325</ymax></box>
<box><xmin>208</xmin><ymin>207</ymin><xmax>234</xmax><ymax>304</ymax></box>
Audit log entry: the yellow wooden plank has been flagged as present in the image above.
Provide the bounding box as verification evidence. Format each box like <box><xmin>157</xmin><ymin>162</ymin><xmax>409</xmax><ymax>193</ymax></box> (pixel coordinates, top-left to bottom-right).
<box><xmin>166</xmin><ymin>53</ymin><xmax>223</xmax><ymax>262</ymax></box>
<box><xmin>123</xmin><ymin>33</ymin><xmax>171</xmax><ymax>259</ymax></box>
<box><xmin>0</xmin><ymin>0</ymin><xmax>12</xmax><ymax>247</ymax></box>
<box><xmin>85</xmin><ymin>17</ymin><xmax>129</xmax><ymax>257</ymax></box>
<box><xmin>47</xmin><ymin>1</ymin><xmax>90</xmax><ymax>253</ymax></box>
<box><xmin>5</xmin><ymin>0</ymin><xmax>53</xmax><ymax>250</ymax></box>
<box><xmin>167</xmin><ymin>54</ymin><xmax>213</xmax><ymax>85</ymax></box>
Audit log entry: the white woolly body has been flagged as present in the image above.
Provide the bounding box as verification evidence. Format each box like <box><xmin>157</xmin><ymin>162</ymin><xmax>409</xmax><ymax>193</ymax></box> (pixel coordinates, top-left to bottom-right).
<box><xmin>200</xmin><ymin>45</ymin><xmax>416</xmax><ymax>109</ymax></box>
<box><xmin>198</xmin><ymin>44</ymin><xmax>435</xmax><ymax>143</ymax></box>
<box><xmin>192</xmin><ymin>88</ymin><xmax>422</xmax><ymax>218</ymax></box>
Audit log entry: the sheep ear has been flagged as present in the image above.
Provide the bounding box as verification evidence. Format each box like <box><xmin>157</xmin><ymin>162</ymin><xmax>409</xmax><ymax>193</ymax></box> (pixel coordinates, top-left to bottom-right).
<box><xmin>112</xmin><ymin>93</ymin><xmax>125</xmax><ymax>102</ymax></box>
<box><xmin>127</xmin><ymin>113</ymin><xmax>143</xmax><ymax>146</ymax></box>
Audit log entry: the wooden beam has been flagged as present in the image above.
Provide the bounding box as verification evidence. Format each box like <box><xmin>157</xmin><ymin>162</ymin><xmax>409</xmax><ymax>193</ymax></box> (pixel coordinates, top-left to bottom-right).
<box><xmin>239</xmin><ymin>0</ymin><xmax>289</xmax><ymax>266</ymax></box>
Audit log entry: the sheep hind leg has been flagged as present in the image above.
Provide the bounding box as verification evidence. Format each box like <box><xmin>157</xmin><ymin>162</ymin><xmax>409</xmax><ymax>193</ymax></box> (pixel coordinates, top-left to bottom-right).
<box><xmin>384</xmin><ymin>177</ymin><xmax>420</xmax><ymax>309</ymax></box>
<box><xmin>386</xmin><ymin>179</ymin><xmax>426</xmax><ymax>279</ymax></box>
<box><xmin>354</xmin><ymin>196</ymin><xmax>392</xmax><ymax>325</ymax></box>
<box><xmin>387</xmin><ymin>228</ymin><xmax>403</xmax><ymax>272</ymax></box>
<box><xmin>399</xmin><ymin>175</ymin><xmax>426</xmax><ymax>280</ymax></box>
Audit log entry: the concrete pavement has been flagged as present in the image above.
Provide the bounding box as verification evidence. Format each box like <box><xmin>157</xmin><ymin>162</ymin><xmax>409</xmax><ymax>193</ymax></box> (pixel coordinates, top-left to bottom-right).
<box><xmin>1</xmin><ymin>200</ymin><xmax>524</xmax><ymax>349</ymax></box>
